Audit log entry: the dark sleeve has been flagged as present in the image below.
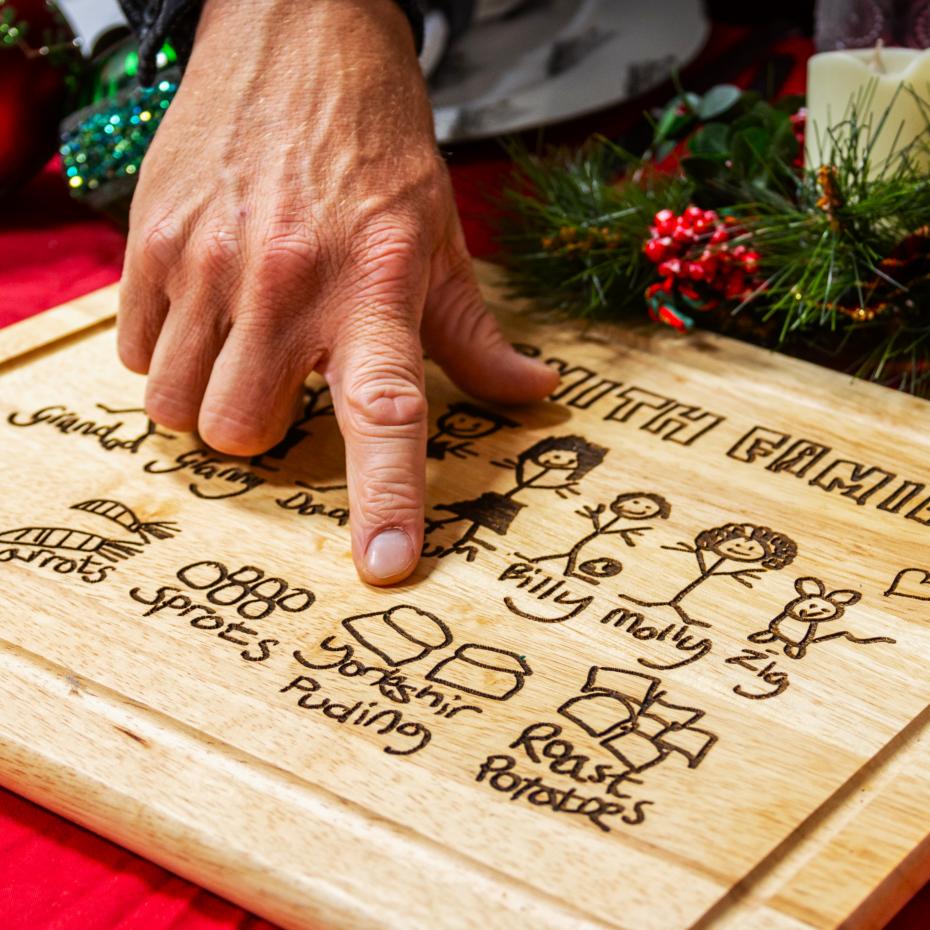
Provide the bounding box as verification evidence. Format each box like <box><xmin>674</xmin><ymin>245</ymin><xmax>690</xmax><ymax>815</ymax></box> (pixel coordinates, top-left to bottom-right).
<box><xmin>119</xmin><ymin>0</ymin><xmax>434</xmax><ymax>86</ymax></box>
<box><xmin>118</xmin><ymin>0</ymin><xmax>203</xmax><ymax>85</ymax></box>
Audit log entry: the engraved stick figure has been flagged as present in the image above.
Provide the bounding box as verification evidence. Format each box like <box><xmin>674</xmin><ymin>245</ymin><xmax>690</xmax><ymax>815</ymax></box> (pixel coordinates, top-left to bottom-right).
<box><xmin>620</xmin><ymin>522</ymin><xmax>798</xmax><ymax>628</ymax></box>
<box><xmin>517</xmin><ymin>492</ymin><xmax>672</xmax><ymax>585</ymax></box>
<box><xmin>423</xmin><ymin>435</ymin><xmax>607</xmax><ymax>562</ymax></box>
<box><xmin>251</xmin><ymin>385</ymin><xmax>334</xmax><ymax>471</ymax></box>
<box><xmin>427</xmin><ymin>403</ymin><xmax>518</xmax><ymax>461</ymax></box>
<box><xmin>748</xmin><ymin>577</ymin><xmax>895</xmax><ymax>660</ymax></box>
<box><xmin>93</xmin><ymin>404</ymin><xmax>175</xmax><ymax>450</ymax></box>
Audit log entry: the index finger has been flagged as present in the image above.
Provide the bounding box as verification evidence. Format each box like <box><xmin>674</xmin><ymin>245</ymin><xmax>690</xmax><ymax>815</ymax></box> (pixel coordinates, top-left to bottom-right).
<box><xmin>327</xmin><ymin>316</ymin><xmax>427</xmax><ymax>586</ymax></box>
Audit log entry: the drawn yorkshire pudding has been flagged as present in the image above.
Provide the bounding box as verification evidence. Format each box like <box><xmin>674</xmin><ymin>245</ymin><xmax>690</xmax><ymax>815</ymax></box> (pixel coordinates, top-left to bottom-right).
<box><xmin>426</xmin><ymin>644</ymin><xmax>532</xmax><ymax>701</ymax></box>
<box><xmin>342</xmin><ymin>605</ymin><xmax>452</xmax><ymax>667</ymax></box>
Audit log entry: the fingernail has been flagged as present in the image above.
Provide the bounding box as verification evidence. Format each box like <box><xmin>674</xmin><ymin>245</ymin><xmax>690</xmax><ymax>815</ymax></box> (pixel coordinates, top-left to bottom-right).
<box><xmin>365</xmin><ymin>528</ymin><xmax>416</xmax><ymax>583</ymax></box>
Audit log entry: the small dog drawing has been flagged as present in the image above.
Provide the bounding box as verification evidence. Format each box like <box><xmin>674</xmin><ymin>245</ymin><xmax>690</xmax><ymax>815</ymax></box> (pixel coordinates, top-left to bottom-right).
<box><xmin>748</xmin><ymin>577</ymin><xmax>894</xmax><ymax>660</ymax></box>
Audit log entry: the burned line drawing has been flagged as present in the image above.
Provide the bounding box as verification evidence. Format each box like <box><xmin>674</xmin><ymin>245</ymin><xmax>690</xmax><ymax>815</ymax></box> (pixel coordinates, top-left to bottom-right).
<box><xmin>0</xmin><ymin>498</ymin><xmax>180</xmax><ymax>563</ymax></box>
<box><xmin>427</xmin><ymin>402</ymin><xmax>519</xmax><ymax>461</ymax></box>
<box><xmin>619</xmin><ymin>522</ymin><xmax>798</xmax><ymax>628</ymax></box>
<box><xmin>558</xmin><ymin>665</ymin><xmax>717</xmax><ymax>781</ymax></box>
<box><xmin>70</xmin><ymin>499</ymin><xmax>180</xmax><ymax>544</ymax></box>
<box><xmin>7</xmin><ymin>402</ymin><xmax>174</xmax><ymax>453</ymax></box>
<box><xmin>517</xmin><ymin>492</ymin><xmax>672</xmax><ymax>585</ymax></box>
<box><xmin>748</xmin><ymin>577</ymin><xmax>895</xmax><ymax>660</ymax></box>
<box><xmin>0</xmin><ymin>498</ymin><xmax>180</xmax><ymax>583</ymax></box>
<box><xmin>299</xmin><ymin>604</ymin><xmax>533</xmax><ymax>703</ymax></box>
<box><xmin>426</xmin><ymin>644</ymin><xmax>533</xmax><ymax>702</ymax></box>
<box><xmin>251</xmin><ymin>385</ymin><xmax>334</xmax><ymax>471</ymax></box>
<box><xmin>342</xmin><ymin>605</ymin><xmax>453</xmax><ymax>667</ymax></box>
<box><xmin>423</xmin><ymin>435</ymin><xmax>607</xmax><ymax>561</ymax></box>
<box><xmin>884</xmin><ymin>567</ymin><xmax>930</xmax><ymax>602</ymax></box>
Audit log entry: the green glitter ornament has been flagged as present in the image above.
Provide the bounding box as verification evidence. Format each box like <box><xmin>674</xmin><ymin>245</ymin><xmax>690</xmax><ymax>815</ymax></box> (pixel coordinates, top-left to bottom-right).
<box><xmin>60</xmin><ymin>74</ymin><xmax>177</xmax><ymax>213</ymax></box>
<box><xmin>59</xmin><ymin>36</ymin><xmax>178</xmax><ymax>219</ymax></box>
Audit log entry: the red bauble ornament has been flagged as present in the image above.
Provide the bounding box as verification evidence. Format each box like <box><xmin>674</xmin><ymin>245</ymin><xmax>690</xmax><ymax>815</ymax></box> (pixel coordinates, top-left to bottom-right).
<box><xmin>0</xmin><ymin>0</ymin><xmax>80</xmax><ymax>198</ymax></box>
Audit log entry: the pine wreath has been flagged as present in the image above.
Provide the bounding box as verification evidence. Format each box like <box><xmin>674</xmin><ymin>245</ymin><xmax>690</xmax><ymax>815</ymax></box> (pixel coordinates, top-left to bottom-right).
<box><xmin>500</xmin><ymin>84</ymin><xmax>930</xmax><ymax>397</ymax></box>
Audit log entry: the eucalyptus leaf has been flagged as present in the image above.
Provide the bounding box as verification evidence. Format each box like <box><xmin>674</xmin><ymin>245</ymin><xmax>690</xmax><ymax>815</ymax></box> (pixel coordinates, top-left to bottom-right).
<box><xmin>688</xmin><ymin>122</ymin><xmax>731</xmax><ymax>157</ymax></box>
<box><xmin>653</xmin><ymin>93</ymin><xmax>702</xmax><ymax>142</ymax></box>
<box><xmin>698</xmin><ymin>84</ymin><xmax>742</xmax><ymax>120</ymax></box>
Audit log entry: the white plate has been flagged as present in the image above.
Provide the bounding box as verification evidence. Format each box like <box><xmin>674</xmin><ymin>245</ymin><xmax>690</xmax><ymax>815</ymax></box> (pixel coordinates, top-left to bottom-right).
<box><xmin>431</xmin><ymin>0</ymin><xmax>710</xmax><ymax>143</ymax></box>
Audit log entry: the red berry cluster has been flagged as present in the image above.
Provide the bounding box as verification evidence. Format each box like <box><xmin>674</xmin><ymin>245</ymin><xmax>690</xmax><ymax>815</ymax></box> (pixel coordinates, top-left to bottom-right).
<box><xmin>642</xmin><ymin>206</ymin><xmax>760</xmax><ymax>332</ymax></box>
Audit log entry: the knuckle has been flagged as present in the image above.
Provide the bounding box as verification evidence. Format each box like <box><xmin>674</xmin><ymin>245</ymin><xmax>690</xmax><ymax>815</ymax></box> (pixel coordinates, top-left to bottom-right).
<box><xmin>351</xmin><ymin>220</ymin><xmax>425</xmax><ymax>301</ymax></box>
<box><xmin>135</xmin><ymin>215</ymin><xmax>183</xmax><ymax>276</ymax></box>
<box><xmin>192</xmin><ymin>226</ymin><xmax>242</xmax><ymax>277</ymax></box>
<box><xmin>117</xmin><ymin>343</ymin><xmax>150</xmax><ymax>375</ymax></box>
<box><xmin>256</xmin><ymin>222</ymin><xmax>322</xmax><ymax>284</ymax></box>
<box><xmin>358</xmin><ymin>218</ymin><xmax>423</xmax><ymax>259</ymax></box>
<box><xmin>116</xmin><ymin>324</ymin><xmax>153</xmax><ymax>375</ymax></box>
<box><xmin>345</xmin><ymin>367</ymin><xmax>427</xmax><ymax>434</ymax></box>
<box><xmin>145</xmin><ymin>381</ymin><xmax>199</xmax><ymax>429</ymax></box>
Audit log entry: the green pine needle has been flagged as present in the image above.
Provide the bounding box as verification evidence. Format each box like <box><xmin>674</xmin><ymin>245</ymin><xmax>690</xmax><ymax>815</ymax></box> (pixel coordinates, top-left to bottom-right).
<box><xmin>498</xmin><ymin>86</ymin><xmax>930</xmax><ymax>397</ymax></box>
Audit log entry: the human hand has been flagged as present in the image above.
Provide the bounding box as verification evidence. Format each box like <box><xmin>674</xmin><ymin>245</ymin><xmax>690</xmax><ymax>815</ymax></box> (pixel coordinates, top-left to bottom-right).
<box><xmin>117</xmin><ymin>0</ymin><xmax>558</xmax><ymax>586</ymax></box>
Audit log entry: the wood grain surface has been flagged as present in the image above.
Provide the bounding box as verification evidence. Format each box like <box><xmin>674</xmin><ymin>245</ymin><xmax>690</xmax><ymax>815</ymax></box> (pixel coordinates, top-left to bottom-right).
<box><xmin>0</xmin><ymin>265</ymin><xmax>928</xmax><ymax>930</ymax></box>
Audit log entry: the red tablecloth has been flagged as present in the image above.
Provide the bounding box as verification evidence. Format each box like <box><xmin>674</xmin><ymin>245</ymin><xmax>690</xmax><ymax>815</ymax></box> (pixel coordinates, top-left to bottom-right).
<box><xmin>2</xmin><ymin>25</ymin><xmax>929</xmax><ymax>930</ymax></box>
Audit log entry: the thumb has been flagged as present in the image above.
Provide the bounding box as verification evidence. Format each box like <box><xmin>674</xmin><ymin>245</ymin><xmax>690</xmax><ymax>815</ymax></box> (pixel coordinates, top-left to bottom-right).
<box><xmin>422</xmin><ymin>234</ymin><xmax>559</xmax><ymax>404</ymax></box>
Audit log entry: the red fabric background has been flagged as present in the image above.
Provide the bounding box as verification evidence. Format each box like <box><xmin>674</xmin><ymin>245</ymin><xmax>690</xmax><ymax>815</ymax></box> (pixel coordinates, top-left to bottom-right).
<box><xmin>1</xmin><ymin>25</ymin><xmax>928</xmax><ymax>929</ymax></box>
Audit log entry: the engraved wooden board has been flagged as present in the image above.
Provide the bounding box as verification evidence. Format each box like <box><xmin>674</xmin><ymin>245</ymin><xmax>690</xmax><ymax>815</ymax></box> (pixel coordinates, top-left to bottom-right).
<box><xmin>1</xmin><ymin>265</ymin><xmax>929</xmax><ymax>930</ymax></box>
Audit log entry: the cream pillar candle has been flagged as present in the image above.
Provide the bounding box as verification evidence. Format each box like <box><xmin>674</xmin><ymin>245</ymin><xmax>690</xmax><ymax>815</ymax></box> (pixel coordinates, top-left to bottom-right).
<box><xmin>806</xmin><ymin>47</ymin><xmax>930</xmax><ymax>175</ymax></box>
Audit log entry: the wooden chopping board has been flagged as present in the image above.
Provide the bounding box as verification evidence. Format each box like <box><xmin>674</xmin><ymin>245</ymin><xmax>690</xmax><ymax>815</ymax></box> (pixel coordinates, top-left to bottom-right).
<box><xmin>0</xmin><ymin>264</ymin><xmax>928</xmax><ymax>930</ymax></box>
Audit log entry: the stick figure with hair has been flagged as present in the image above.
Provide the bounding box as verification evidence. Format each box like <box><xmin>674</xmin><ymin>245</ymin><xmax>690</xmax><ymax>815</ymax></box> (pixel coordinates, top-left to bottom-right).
<box><xmin>423</xmin><ymin>435</ymin><xmax>607</xmax><ymax>562</ymax></box>
<box><xmin>620</xmin><ymin>522</ymin><xmax>798</xmax><ymax>627</ymax></box>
